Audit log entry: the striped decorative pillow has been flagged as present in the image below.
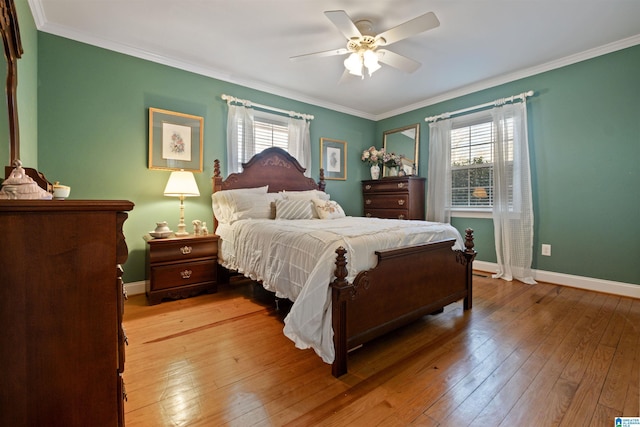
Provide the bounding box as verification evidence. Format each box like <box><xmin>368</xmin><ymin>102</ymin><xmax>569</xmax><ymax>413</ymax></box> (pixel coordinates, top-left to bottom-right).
<box><xmin>275</xmin><ymin>199</ymin><xmax>315</xmax><ymax>220</ymax></box>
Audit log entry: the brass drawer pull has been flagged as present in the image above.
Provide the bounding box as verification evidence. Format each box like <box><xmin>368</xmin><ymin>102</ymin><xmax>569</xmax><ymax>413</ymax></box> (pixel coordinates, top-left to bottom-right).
<box><xmin>180</xmin><ymin>246</ymin><xmax>192</xmax><ymax>255</ymax></box>
<box><xmin>398</xmin><ymin>214</ymin><xmax>405</xmax><ymax>220</ymax></box>
<box><xmin>397</xmin><ymin>183</ymin><xmax>405</xmax><ymax>189</ymax></box>
<box><xmin>365</xmin><ymin>213</ymin><xmax>372</xmax><ymax>217</ymax></box>
<box><xmin>365</xmin><ymin>184</ymin><xmax>372</xmax><ymax>190</ymax></box>
<box><xmin>180</xmin><ymin>269</ymin><xmax>193</xmax><ymax>279</ymax></box>
<box><xmin>397</xmin><ymin>200</ymin><xmax>405</xmax><ymax>206</ymax></box>
<box><xmin>365</xmin><ymin>199</ymin><xmax>372</xmax><ymax>205</ymax></box>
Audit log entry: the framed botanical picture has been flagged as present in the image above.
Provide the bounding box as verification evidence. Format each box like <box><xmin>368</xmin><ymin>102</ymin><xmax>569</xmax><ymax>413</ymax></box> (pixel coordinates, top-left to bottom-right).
<box><xmin>149</xmin><ymin>108</ymin><xmax>204</xmax><ymax>172</ymax></box>
<box><xmin>320</xmin><ymin>137</ymin><xmax>347</xmax><ymax>180</ymax></box>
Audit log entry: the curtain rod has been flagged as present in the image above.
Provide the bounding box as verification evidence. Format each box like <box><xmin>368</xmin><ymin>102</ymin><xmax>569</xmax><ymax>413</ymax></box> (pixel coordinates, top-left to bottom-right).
<box><xmin>424</xmin><ymin>90</ymin><xmax>534</xmax><ymax>123</ymax></box>
<box><xmin>221</xmin><ymin>94</ymin><xmax>314</xmax><ymax>121</ymax></box>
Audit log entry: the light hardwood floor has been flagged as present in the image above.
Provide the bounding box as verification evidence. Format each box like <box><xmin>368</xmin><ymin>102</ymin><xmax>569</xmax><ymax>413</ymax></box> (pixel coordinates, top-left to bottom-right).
<box><xmin>123</xmin><ymin>274</ymin><xmax>639</xmax><ymax>426</ymax></box>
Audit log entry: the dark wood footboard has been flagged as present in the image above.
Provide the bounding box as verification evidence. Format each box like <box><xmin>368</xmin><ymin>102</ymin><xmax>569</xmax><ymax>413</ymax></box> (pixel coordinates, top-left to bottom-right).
<box><xmin>330</xmin><ymin>228</ymin><xmax>477</xmax><ymax>377</ymax></box>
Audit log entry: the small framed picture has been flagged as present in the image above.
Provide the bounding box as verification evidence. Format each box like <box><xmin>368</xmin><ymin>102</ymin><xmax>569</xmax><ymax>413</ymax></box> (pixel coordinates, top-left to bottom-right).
<box><xmin>149</xmin><ymin>108</ymin><xmax>204</xmax><ymax>172</ymax></box>
<box><xmin>320</xmin><ymin>137</ymin><xmax>347</xmax><ymax>180</ymax></box>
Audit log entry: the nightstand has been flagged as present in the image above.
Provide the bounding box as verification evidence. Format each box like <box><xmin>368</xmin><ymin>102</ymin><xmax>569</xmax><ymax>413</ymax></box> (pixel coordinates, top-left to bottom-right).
<box><xmin>144</xmin><ymin>234</ymin><xmax>218</xmax><ymax>305</ymax></box>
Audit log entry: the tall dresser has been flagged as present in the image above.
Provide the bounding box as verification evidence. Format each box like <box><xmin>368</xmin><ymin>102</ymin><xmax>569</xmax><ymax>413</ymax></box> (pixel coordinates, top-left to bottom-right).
<box><xmin>0</xmin><ymin>200</ymin><xmax>134</xmax><ymax>427</ymax></box>
<box><xmin>362</xmin><ymin>176</ymin><xmax>426</xmax><ymax>220</ymax></box>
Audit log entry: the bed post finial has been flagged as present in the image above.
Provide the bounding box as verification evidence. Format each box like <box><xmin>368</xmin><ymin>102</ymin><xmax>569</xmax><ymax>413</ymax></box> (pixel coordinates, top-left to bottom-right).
<box><xmin>464</xmin><ymin>228</ymin><xmax>475</xmax><ymax>254</ymax></box>
<box><xmin>332</xmin><ymin>246</ymin><xmax>348</xmax><ymax>288</ymax></box>
<box><xmin>214</xmin><ymin>159</ymin><xmax>221</xmax><ymax>178</ymax></box>
<box><xmin>318</xmin><ymin>168</ymin><xmax>326</xmax><ymax>192</ymax></box>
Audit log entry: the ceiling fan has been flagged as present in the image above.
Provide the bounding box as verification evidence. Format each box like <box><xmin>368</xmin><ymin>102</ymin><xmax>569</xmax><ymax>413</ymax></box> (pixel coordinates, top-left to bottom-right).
<box><xmin>290</xmin><ymin>10</ymin><xmax>440</xmax><ymax>78</ymax></box>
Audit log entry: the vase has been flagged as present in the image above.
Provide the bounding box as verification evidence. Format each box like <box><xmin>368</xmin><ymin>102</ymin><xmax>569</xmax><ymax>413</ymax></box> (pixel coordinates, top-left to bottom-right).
<box><xmin>370</xmin><ymin>164</ymin><xmax>380</xmax><ymax>180</ymax></box>
<box><xmin>387</xmin><ymin>166</ymin><xmax>399</xmax><ymax>177</ymax></box>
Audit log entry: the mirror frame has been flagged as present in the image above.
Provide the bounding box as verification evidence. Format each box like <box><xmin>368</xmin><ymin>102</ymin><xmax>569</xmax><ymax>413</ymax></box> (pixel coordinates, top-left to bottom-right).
<box><xmin>0</xmin><ymin>0</ymin><xmax>22</xmax><ymax>163</ymax></box>
<box><xmin>382</xmin><ymin>123</ymin><xmax>420</xmax><ymax>176</ymax></box>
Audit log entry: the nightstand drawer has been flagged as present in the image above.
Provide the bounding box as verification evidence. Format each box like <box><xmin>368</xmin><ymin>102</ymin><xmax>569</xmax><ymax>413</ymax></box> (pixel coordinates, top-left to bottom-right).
<box><xmin>364</xmin><ymin>194</ymin><xmax>409</xmax><ymax>209</ymax></box>
<box><xmin>150</xmin><ymin>259</ymin><xmax>217</xmax><ymax>291</ymax></box>
<box><xmin>149</xmin><ymin>238</ymin><xmax>217</xmax><ymax>263</ymax></box>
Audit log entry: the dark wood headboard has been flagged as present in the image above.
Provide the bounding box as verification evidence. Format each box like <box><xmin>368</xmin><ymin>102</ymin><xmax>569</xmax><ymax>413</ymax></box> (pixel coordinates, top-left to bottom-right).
<box><xmin>212</xmin><ymin>147</ymin><xmax>325</xmax><ymax>193</ymax></box>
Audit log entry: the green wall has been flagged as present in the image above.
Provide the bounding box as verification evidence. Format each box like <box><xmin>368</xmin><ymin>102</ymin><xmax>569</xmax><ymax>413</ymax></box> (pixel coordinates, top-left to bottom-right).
<box><xmin>378</xmin><ymin>45</ymin><xmax>640</xmax><ymax>285</ymax></box>
<box><xmin>37</xmin><ymin>33</ymin><xmax>374</xmax><ymax>283</ymax></box>
<box><xmin>31</xmin><ymin>12</ymin><xmax>639</xmax><ymax>286</ymax></box>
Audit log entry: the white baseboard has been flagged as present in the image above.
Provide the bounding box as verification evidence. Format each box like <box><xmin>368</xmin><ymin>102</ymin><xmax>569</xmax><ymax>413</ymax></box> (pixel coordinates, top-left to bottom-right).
<box><xmin>124</xmin><ymin>280</ymin><xmax>146</xmax><ymax>296</ymax></box>
<box><xmin>125</xmin><ymin>264</ymin><xmax>639</xmax><ymax>300</ymax></box>
<box><xmin>473</xmin><ymin>261</ymin><xmax>640</xmax><ymax>299</ymax></box>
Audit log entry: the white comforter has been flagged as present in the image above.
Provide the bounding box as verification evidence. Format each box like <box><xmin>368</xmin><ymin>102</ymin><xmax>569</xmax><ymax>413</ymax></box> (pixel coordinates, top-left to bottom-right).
<box><xmin>216</xmin><ymin>217</ymin><xmax>463</xmax><ymax>363</ymax></box>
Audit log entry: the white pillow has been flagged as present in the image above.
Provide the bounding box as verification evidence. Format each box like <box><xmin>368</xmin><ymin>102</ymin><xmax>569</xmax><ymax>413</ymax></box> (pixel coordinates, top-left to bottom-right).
<box><xmin>212</xmin><ymin>186</ymin><xmax>269</xmax><ymax>224</ymax></box>
<box><xmin>280</xmin><ymin>189</ymin><xmax>330</xmax><ymax>201</ymax></box>
<box><xmin>312</xmin><ymin>198</ymin><xmax>346</xmax><ymax>220</ymax></box>
<box><xmin>275</xmin><ymin>199</ymin><xmax>315</xmax><ymax>220</ymax></box>
<box><xmin>229</xmin><ymin>192</ymin><xmax>272</xmax><ymax>221</ymax></box>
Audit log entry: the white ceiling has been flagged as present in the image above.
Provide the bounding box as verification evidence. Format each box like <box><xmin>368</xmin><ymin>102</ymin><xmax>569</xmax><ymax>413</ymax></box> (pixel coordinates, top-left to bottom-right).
<box><xmin>30</xmin><ymin>0</ymin><xmax>640</xmax><ymax>120</ymax></box>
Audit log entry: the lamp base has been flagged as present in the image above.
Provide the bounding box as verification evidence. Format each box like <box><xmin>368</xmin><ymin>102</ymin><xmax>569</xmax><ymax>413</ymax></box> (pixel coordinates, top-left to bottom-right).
<box><xmin>174</xmin><ymin>222</ymin><xmax>189</xmax><ymax>236</ymax></box>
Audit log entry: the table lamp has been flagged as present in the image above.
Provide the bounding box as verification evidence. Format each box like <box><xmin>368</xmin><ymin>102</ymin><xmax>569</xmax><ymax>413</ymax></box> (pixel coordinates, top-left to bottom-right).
<box><xmin>164</xmin><ymin>170</ymin><xmax>200</xmax><ymax>236</ymax></box>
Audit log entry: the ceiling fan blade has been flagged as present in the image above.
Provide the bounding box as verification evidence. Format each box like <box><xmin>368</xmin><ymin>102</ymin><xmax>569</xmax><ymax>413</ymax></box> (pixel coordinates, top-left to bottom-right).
<box><xmin>376</xmin><ymin>12</ymin><xmax>440</xmax><ymax>46</ymax></box>
<box><xmin>377</xmin><ymin>49</ymin><xmax>421</xmax><ymax>73</ymax></box>
<box><xmin>290</xmin><ymin>48</ymin><xmax>349</xmax><ymax>61</ymax></box>
<box><xmin>324</xmin><ymin>10</ymin><xmax>361</xmax><ymax>40</ymax></box>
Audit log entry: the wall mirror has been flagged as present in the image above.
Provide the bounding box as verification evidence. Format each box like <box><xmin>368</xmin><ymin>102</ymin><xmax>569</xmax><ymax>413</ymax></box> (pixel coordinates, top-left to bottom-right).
<box><xmin>1</xmin><ymin>0</ymin><xmax>21</xmax><ymax>164</ymax></box>
<box><xmin>383</xmin><ymin>123</ymin><xmax>420</xmax><ymax>176</ymax></box>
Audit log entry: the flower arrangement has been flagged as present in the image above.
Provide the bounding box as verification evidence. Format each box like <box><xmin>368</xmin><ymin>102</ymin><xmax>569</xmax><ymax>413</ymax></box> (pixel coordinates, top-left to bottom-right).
<box><xmin>382</xmin><ymin>151</ymin><xmax>404</xmax><ymax>168</ymax></box>
<box><xmin>361</xmin><ymin>146</ymin><xmax>383</xmax><ymax>165</ymax></box>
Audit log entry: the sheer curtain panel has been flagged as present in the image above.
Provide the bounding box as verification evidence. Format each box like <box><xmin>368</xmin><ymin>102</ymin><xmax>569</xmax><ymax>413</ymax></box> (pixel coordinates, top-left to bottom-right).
<box><xmin>426</xmin><ymin>119</ymin><xmax>453</xmax><ymax>223</ymax></box>
<box><xmin>288</xmin><ymin>117</ymin><xmax>311</xmax><ymax>177</ymax></box>
<box><xmin>491</xmin><ymin>102</ymin><xmax>536</xmax><ymax>284</ymax></box>
<box><xmin>227</xmin><ymin>104</ymin><xmax>254</xmax><ymax>174</ymax></box>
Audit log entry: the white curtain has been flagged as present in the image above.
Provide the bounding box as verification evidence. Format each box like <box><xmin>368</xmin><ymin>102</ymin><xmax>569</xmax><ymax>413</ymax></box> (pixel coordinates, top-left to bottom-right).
<box><xmin>426</xmin><ymin>119</ymin><xmax>452</xmax><ymax>223</ymax></box>
<box><xmin>288</xmin><ymin>117</ymin><xmax>311</xmax><ymax>177</ymax></box>
<box><xmin>226</xmin><ymin>104</ymin><xmax>254</xmax><ymax>174</ymax></box>
<box><xmin>491</xmin><ymin>102</ymin><xmax>536</xmax><ymax>284</ymax></box>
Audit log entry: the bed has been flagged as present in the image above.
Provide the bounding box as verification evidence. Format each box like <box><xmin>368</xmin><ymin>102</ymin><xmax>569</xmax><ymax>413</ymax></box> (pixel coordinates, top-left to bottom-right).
<box><xmin>211</xmin><ymin>147</ymin><xmax>476</xmax><ymax>377</ymax></box>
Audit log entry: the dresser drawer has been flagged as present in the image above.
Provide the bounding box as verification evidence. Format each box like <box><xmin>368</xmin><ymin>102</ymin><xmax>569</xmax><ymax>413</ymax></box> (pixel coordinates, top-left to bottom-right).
<box><xmin>149</xmin><ymin>238</ymin><xmax>217</xmax><ymax>263</ymax></box>
<box><xmin>150</xmin><ymin>259</ymin><xmax>217</xmax><ymax>290</ymax></box>
<box><xmin>364</xmin><ymin>194</ymin><xmax>409</xmax><ymax>209</ymax></box>
<box><xmin>365</xmin><ymin>209</ymin><xmax>410</xmax><ymax>220</ymax></box>
<box><xmin>362</xmin><ymin>179</ymin><xmax>410</xmax><ymax>193</ymax></box>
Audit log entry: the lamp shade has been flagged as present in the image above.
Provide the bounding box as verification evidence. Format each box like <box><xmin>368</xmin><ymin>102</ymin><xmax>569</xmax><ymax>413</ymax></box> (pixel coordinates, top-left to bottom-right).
<box><xmin>472</xmin><ymin>187</ymin><xmax>488</xmax><ymax>198</ymax></box>
<box><xmin>163</xmin><ymin>170</ymin><xmax>200</xmax><ymax>197</ymax></box>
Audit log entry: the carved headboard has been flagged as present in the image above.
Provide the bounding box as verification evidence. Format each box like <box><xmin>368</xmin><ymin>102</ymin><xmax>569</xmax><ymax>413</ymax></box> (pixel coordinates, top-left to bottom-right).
<box><xmin>212</xmin><ymin>147</ymin><xmax>325</xmax><ymax>193</ymax></box>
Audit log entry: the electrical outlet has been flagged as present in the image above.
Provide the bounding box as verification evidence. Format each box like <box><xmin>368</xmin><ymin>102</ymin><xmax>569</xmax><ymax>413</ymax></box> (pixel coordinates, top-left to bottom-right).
<box><xmin>541</xmin><ymin>244</ymin><xmax>551</xmax><ymax>256</ymax></box>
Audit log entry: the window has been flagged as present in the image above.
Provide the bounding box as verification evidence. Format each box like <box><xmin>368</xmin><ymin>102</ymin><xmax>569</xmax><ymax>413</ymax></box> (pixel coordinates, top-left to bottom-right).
<box><xmin>236</xmin><ymin>111</ymin><xmax>289</xmax><ymax>169</ymax></box>
<box><xmin>450</xmin><ymin>112</ymin><xmax>513</xmax><ymax>209</ymax></box>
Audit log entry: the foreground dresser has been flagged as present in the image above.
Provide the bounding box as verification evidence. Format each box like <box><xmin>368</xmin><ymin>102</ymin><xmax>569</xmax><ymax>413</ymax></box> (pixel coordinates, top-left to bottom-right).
<box><xmin>0</xmin><ymin>200</ymin><xmax>134</xmax><ymax>427</ymax></box>
<box><xmin>362</xmin><ymin>176</ymin><xmax>426</xmax><ymax>220</ymax></box>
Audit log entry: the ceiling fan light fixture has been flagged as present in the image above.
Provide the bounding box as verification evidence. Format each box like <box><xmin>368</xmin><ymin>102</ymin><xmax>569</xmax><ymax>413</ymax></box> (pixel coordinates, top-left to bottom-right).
<box><xmin>344</xmin><ymin>52</ymin><xmax>363</xmax><ymax>76</ymax></box>
<box><xmin>363</xmin><ymin>49</ymin><xmax>381</xmax><ymax>76</ymax></box>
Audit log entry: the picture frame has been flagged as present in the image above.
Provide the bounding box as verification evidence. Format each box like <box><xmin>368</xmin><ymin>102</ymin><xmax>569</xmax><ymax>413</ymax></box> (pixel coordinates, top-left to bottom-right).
<box><xmin>149</xmin><ymin>108</ymin><xmax>204</xmax><ymax>172</ymax></box>
<box><xmin>320</xmin><ymin>137</ymin><xmax>347</xmax><ymax>181</ymax></box>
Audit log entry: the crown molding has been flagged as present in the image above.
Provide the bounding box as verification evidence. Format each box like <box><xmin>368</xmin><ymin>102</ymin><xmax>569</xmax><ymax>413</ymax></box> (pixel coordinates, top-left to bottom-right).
<box><xmin>375</xmin><ymin>33</ymin><xmax>640</xmax><ymax>120</ymax></box>
<box><xmin>28</xmin><ymin>0</ymin><xmax>639</xmax><ymax>122</ymax></box>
